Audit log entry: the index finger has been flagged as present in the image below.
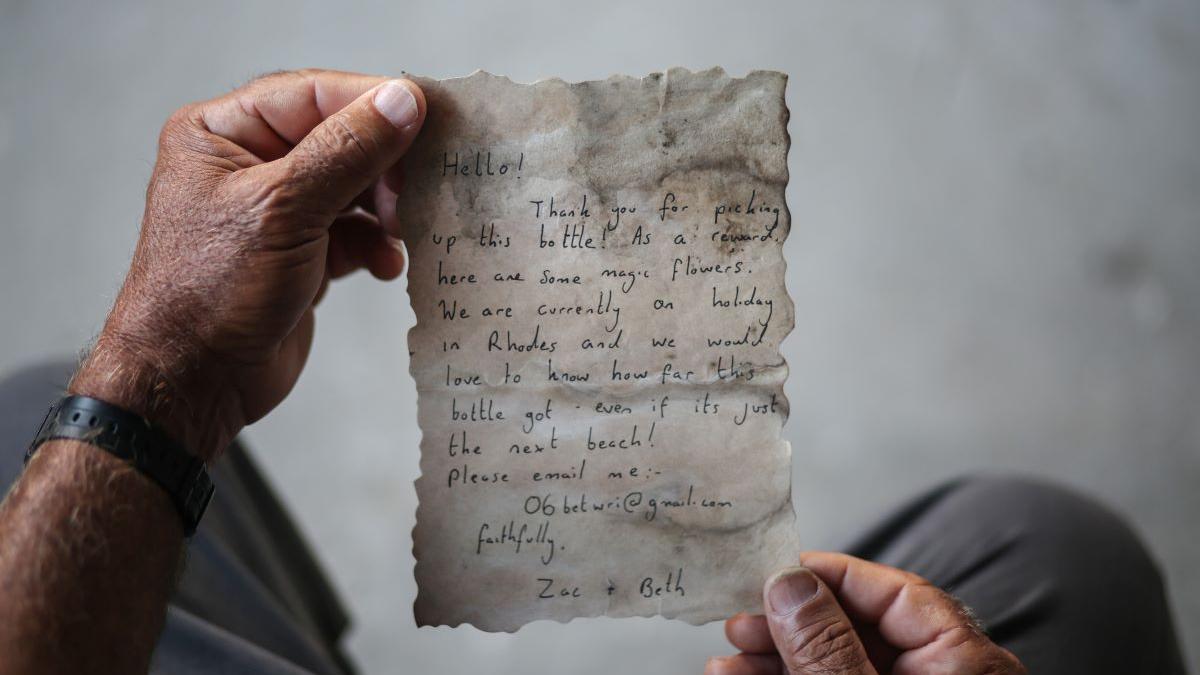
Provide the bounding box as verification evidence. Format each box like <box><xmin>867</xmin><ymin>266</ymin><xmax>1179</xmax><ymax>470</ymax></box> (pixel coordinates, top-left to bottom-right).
<box><xmin>198</xmin><ymin>69</ymin><xmax>391</xmax><ymax>162</ymax></box>
<box><xmin>799</xmin><ymin>551</ymin><xmax>977</xmax><ymax>651</ymax></box>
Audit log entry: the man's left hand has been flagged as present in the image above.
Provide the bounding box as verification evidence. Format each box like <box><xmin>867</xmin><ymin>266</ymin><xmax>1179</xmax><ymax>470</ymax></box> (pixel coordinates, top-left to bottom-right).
<box><xmin>74</xmin><ymin>69</ymin><xmax>426</xmax><ymax>460</ymax></box>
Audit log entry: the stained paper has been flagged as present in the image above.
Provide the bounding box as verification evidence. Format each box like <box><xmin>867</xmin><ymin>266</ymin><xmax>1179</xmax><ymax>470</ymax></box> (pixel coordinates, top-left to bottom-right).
<box><xmin>399</xmin><ymin>68</ymin><xmax>799</xmax><ymax>631</ymax></box>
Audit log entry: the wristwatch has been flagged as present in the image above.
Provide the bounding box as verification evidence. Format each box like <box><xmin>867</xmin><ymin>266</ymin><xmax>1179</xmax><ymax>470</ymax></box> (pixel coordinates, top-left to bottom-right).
<box><xmin>25</xmin><ymin>395</ymin><xmax>214</xmax><ymax>536</ymax></box>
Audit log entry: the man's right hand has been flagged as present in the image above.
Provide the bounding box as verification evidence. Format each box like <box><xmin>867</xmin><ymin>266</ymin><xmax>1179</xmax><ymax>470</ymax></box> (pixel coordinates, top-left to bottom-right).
<box><xmin>706</xmin><ymin>552</ymin><xmax>1027</xmax><ymax>675</ymax></box>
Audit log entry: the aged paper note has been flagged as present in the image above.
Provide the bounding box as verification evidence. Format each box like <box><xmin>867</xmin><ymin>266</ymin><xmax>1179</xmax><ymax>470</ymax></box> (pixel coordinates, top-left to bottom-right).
<box><xmin>400</xmin><ymin>68</ymin><xmax>799</xmax><ymax>631</ymax></box>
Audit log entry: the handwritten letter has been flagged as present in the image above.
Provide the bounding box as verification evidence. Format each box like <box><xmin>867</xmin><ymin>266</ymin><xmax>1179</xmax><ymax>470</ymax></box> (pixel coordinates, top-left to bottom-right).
<box><xmin>400</xmin><ymin>68</ymin><xmax>799</xmax><ymax>631</ymax></box>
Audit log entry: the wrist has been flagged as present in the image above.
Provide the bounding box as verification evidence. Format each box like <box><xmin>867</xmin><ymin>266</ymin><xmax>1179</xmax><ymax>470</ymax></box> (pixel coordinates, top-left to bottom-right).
<box><xmin>70</xmin><ymin>330</ymin><xmax>241</xmax><ymax>461</ymax></box>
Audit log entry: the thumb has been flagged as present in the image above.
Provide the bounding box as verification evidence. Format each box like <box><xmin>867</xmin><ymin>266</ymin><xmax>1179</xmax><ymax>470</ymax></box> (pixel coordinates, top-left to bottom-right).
<box><xmin>279</xmin><ymin>78</ymin><xmax>426</xmax><ymax>214</ymax></box>
<box><xmin>764</xmin><ymin>566</ymin><xmax>877</xmax><ymax>675</ymax></box>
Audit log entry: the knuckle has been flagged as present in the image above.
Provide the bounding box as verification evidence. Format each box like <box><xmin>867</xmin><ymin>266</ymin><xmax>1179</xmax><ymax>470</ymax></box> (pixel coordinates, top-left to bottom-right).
<box><xmin>158</xmin><ymin>104</ymin><xmax>223</xmax><ymax>158</ymax></box>
<box><xmin>942</xmin><ymin>623</ymin><xmax>985</xmax><ymax>649</ymax></box>
<box><xmin>293</xmin><ymin>67</ymin><xmax>326</xmax><ymax>79</ymax></box>
<box><xmin>300</xmin><ymin>112</ymin><xmax>377</xmax><ymax>181</ymax></box>
<box><xmin>324</xmin><ymin>112</ymin><xmax>374</xmax><ymax>161</ymax></box>
<box><xmin>243</xmin><ymin>68</ymin><xmax>304</xmax><ymax>90</ymax></box>
<box><xmin>783</xmin><ymin>614</ymin><xmax>867</xmax><ymax>673</ymax></box>
<box><xmin>939</xmin><ymin>623</ymin><xmax>1027</xmax><ymax>675</ymax></box>
<box><xmin>159</xmin><ymin>104</ymin><xmax>200</xmax><ymax>146</ymax></box>
<box><xmin>164</xmin><ymin>102</ymin><xmax>199</xmax><ymax>128</ymax></box>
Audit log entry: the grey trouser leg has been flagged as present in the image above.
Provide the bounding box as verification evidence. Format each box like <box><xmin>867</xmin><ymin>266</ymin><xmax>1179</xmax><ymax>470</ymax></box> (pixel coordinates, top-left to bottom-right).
<box><xmin>0</xmin><ymin>360</ymin><xmax>354</xmax><ymax>675</ymax></box>
<box><xmin>846</xmin><ymin>475</ymin><xmax>1188</xmax><ymax>674</ymax></box>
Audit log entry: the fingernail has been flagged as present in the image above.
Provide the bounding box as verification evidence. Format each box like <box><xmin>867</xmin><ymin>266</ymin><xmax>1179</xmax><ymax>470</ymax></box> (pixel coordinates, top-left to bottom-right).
<box><xmin>766</xmin><ymin>566</ymin><xmax>819</xmax><ymax>614</ymax></box>
<box><xmin>374</xmin><ymin>80</ymin><xmax>419</xmax><ymax>128</ymax></box>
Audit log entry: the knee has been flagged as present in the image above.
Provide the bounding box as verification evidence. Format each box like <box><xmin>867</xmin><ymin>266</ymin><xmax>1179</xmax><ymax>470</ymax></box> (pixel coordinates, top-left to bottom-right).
<box><xmin>937</xmin><ymin>477</ymin><xmax>1184</xmax><ymax>672</ymax></box>
<box><xmin>947</xmin><ymin>474</ymin><xmax>1166</xmax><ymax>592</ymax></box>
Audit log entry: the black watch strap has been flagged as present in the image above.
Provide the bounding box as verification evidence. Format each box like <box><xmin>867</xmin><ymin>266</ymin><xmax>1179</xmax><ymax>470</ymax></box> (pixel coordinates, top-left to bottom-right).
<box><xmin>25</xmin><ymin>395</ymin><xmax>214</xmax><ymax>536</ymax></box>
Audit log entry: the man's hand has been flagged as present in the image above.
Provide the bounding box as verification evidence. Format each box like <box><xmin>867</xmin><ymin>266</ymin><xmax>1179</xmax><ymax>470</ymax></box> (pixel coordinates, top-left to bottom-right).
<box><xmin>0</xmin><ymin>70</ymin><xmax>425</xmax><ymax>675</ymax></box>
<box><xmin>706</xmin><ymin>552</ymin><xmax>1026</xmax><ymax>675</ymax></box>
<box><xmin>73</xmin><ymin>69</ymin><xmax>426</xmax><ymax>460</ymax></box>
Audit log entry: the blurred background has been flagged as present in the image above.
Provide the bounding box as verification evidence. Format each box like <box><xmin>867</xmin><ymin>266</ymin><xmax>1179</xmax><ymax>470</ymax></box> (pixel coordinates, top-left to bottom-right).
<box><xmin>1</xmin><ymin>0</ymin><xmax>1197</xmax><ymax>672</ymax></box>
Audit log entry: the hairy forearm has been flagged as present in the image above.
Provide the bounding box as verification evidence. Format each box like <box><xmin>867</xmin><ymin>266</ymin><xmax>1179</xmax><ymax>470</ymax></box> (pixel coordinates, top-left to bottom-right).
<box><xmin>0</xmin><ymin>356</ymin><xmax>188</xmax><ymax>675</ymax></box>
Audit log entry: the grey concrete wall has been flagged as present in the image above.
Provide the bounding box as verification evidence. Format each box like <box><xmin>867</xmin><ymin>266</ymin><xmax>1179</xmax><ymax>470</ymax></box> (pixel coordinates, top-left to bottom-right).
<box><xmin>1</xmin><ymin>0</ymin><xmax>1196</xmax><ymax>672</ymax></box>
